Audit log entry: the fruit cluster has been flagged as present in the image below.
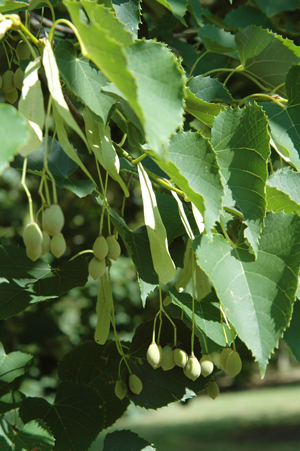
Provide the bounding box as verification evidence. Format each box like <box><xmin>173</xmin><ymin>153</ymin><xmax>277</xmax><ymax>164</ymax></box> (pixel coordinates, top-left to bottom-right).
<box><xmin>89</xmin><ymin>234</ymin><xmax>121</xmax><ymax>279</ymax></box>
<box><xmin>114</xmin><ymin>373</ymin><xmax>143</xmax><ymax>400</ymax></box>
<box><xmin>0</xmin><ymin>68</ymin><xmax>24</xmax><ymax>104</ymax></box>
<box><xmin>23</xmin><ymin>204</ymin><xmax>66</xmax><ymax>261</ymax></box>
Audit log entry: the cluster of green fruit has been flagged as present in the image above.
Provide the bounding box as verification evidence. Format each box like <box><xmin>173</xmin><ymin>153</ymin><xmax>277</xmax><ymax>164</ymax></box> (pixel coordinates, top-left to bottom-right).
<box><xmin>23</xmin><ymin>204</ymin><xmax>66</xmax><ymax>261</ymax></box>
<box><xmin>0</xmin><ymin>67</ymin><xmax>24</xmax><ymax>104</ymax></box>
<box><xmin>219</xmin><ymin>347</ymin><xmax>242</xmax><ymax>377</ymax></box>
<box><xmin>89</xmin><ymin>235</ymin><xmax>121</xmax><ymax>279</ymax></box>
<box><xmin>114</xmin><ymin>373</ymin><xmax>142</xmax><ymax>400</ymax></box>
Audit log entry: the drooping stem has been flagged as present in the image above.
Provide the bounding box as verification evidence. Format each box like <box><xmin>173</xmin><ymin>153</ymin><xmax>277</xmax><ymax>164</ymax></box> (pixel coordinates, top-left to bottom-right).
<box><xmin>21</xmin><ymin>158</ymin><xmax>34</xmax><ymax>221</ymax></box>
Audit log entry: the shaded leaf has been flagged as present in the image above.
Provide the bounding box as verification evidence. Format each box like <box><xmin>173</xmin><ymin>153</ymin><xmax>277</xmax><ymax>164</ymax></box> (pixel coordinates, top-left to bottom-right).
<box><xmin>199</xmin><ymin>24</ymin><xmax>237</xmax><ymax>53</ymax></box>
<box><xmin>14</xmin><ymin>420</ymin><xmax>55</xmax><ymax>451</ymax></box>
<box><xmin>155</xmin><ymin>0</ymin><xmax>187</xmax><ymax>25</ymax></box>
<box><xmin>253</xmin><ymin>0</ymin><xmax>299</xmax><ymax>17</ymax></box>
<box><xmin>211</xmin><ymin>103</ymin><xmax>270</xmax><ymax>255</ymax></box>
<box><xmin>57</xmin><ymin>341</ymin><xmax>129</xmax><ymax>429</ymax></box>
<box><xmin>19</xmin><ymin>382</ymin><xmax>104</xmax><ymax>451</ymax></box>
<box><xmin>0</xmin><ymin>343</ymin><xmax>33</xmax><ymax>387</ymax></box>
<box><xmin>235</xmin><ymin>26</ymin><xmax>300</xmax><ymax>96</ymax></box>
<box><xmin>224</xmin><ymin>5</ymin><xmax>274</xmax><ymax>30</ymax></box>
<box><xmin>187</xmin><ymin>75</ymin><xmax>233</xmax><ymax>103</ymax></box>
<box><xmin>185</xmin><ymin>87</ymin><xmax>225</xmax><ymax>127</ymax></box>
<box><xmin>0</xmin><ymin>391</ymin><xmax>25</xmax><ymax>414</ymax></box>
<box><xmin>104</xmin><ymin>430</ymin><xmax>155</xmax><ymax>451</ymax></box>
<box><xmin>284</xmin><ymin>299</ymin><xmax>300</xmax><ymax>363</ymax></box>
<box><xmin>193</xmin><ymin>212</ymin><xmax>300</xmax><ymax>375</ymax></box>
<box><xmin>267</xmin><ymin>170</ymin><xmax>300</xmax><ymax>213</ymax></box>
<box><xmin>112</xmin><ymin>0</ymin><xmax>141</xmax><ymax>38</ymax></box>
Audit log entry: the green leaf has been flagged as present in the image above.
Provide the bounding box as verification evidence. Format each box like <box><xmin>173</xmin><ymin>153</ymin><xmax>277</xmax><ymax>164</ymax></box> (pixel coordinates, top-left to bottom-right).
<box><xmin>14</xmin><ymin>420</ymin><xmax>55</xmax><ymax>451</ymax></box>
<box><xmin>104</xmin><ymin>430</ymin><xmax>155</xmax><ymax>451</ymax></box>
<box><xmin>55</xmin><ymin>40</ymin><xmax>116</xmax><ymax>124</ymax></box>
<box><xmin>155</xmin><ymin>0</ymin><xmax>188</xmax><ymax>25</ymax></box>
<box><xmin>0</xmin><ymin>245</ymin><xmax>88</xmax><ymax>319</ymax></box>
<box><xmin>185</xmin><ymin>87</ymin><xmax>226</xmax><ymax>127</ymax></box>
<box><xmin>168</xmin><ymin>287</ymin><xmax>233</xmax><ymax>353</ymax></box>
<box><xmin>198</xmin><ymin>25</ymin><xmax>237</xmax><ymax>53</ymax></box>
<box><xmin>57</xmin><ymin>341</ymin><xmax>129</xmax><ymax>429</ymax></box>
<box><xmin>0</xmin><ymin>343</ymin><xmax>33</xmax><ymax>387</ymax></box>
<box><xmin>0</xmin><ymin>0</ymin><xmax>28</xmax><ymax>13</ymax></box>
<box><xmin>19</xmin><ymin>382</ymin><xmax>104</xmax><ymax>451</ymax></box>
<box><xmin>224</xmin><ymin>5</ymin><xmax>274</xmax><ymax>30</ymax></box>
<box><xmin>235</xmin><ymin>26</ymin><xmax>300</xmax><ymax>96</ymax></box>
<box><xmin>211</xmin><ymin>104</ymin><xmax>270</xmax><ymax>255</ymax></box>
<box><xmin>283</xmin><ymin>299</ymin><xmax>300</xmax><ymax>363</ymax></box>
<box><xmin>112</xmin><ymin>0</ymin><xmax>141</xmax><ymax>38</ymax></box>
<box><xmin>187</xmin><ymin>75</ymin><xmax>233</xmax><ymax>103</ymax></box>
<box><xmin>128</xmin><ymin>318</ymin><xmax>206</xmax><ymax>409</ymax></box>
<box><xmin>0</xmin><ymin>391</ymin><xmax>25</xmax><ymax>414</ymax></box>
<box><xmin>0</xmin><ymin>104</ymin><xmax>29</xmax><ymax>175</ymax></box>
<box><xmin>193</xmin><ymin>212</ymin><xmax>300</xmax><ymax>376</ymax></box>
<box><xmin>267</xmin><ymin>170</ymin><xmax>300</xmax><ymax>213</ymax></box>
<box><xmin>18</xmin><ymin>58</ymin><xmax>44</xmax><ymax>157</ymax></box>
<box><xmin>149</xmin><ymin>131</ymin><xmax>223</xmax><ymax>236</ymax></box>
<box><xmin>64</xmin><ymin>1</ymin><xmax>185</xmax><ymax>158</ymax></box>
<box><xmin>261</xmin><ymin>65</ymin><xmax>300</xmax><ymax>170</ymax></box>
<box><xmin>253</xmin><ymin>0</ymin><xmax>299</xmax><ymax>17</ymax></box>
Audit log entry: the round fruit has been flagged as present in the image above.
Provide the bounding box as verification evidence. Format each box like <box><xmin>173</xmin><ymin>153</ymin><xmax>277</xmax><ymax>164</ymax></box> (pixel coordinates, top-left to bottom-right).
<box><xmin>200</xmin><ymin>354</ymin><xmax>214</xmax><ymax>377</ymax></box>
<box><xmin>13</xmin><ymin>67</ymin><xmax>24</xmax><ymax>91</ymax></box>
<box><xmin>115</xmin><ymin>380</ymin><xmax>127</xmax><ymax>400</ymax></box>
<box><xmin>174</xmin><ymin>348</ymin><xmax>189</xmax><ymax>368</ymax></box>
<box><xmin>219</xmin><ymin>347</ymin><xmax>232</xmax><ymax>372</ymax></box>
<box><xmin>93</xmin><ymin>235</ymin><xmax>109</xmax><ymax>261</ymax></box>
<box><xmin>16</xmin><ymin>41</ymin><xmax>30</xmax><ymax>60</ymax></box>
<box><xmin>5</xmin><ymin>88</ymin><xmax>18</xmax><ymax>104</ymax></box>
<box><xmin>26</xmin><ymin>245</ymin><xmax>42</xmax><ymax>262</ymax></box>
<box><xmin>2</xmin><ymin>70</ymin><xmax>15</xmax><ymax>94</ymax></box>
<box><xmin>146</xmin><ymin>342</ymin><xmax>163</xmax><ymax>369</ymax></box>
<box><xmin>160</xmin><ymin>346</ymin><xmax>175</xmax><ymax>371</ymax></box>
<box><xmin>185</xmin><ymin>355</ymin><xmax>201</xmax><ymax>381</ymax></box>
<box><xmin>225</xmin><ymin>350</ymin><xmax>242</xmax><ymax>377</ymax></box>
<box><xmin>88</xmin><ymin>257</ymin><xmax>106</xmax><ymax>280</ymax></box>
<box><xmin>43</xmin><ymin>204</ymin><xmax>64</xmax><ymax>236</ymax></box>
<box><xmin>41</xmin><ymin>231</ymin><xmax>51</xmax><ymax>255</ymax></box>
<box><xmin>106</xmin><ymin>235</ymin><xmax>121</xmax><ymax>261</ymax></box>
<box><xmin>50</xmin><ymin>233</ymin><xmax>66</xmax><ymax>258</ymax></box>
<box><xmin>128</xmin><ymin>373</ymin><xmax>143</xmax><ymax>395</ymax></box>
<box><xmin>207</xmin><ymin>380</ymin><xmax>219</xmax><ymax>400</ymax></box>
<box><xmin>23</xmin><ymin>222</ymin><xmax>43</xmax><ymax>248</ymax></box>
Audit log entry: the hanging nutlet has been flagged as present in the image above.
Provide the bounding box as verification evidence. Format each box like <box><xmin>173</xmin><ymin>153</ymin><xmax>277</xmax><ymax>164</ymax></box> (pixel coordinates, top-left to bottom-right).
<box><xmin>219</xmin><ymin>347</ymin><xmax>232</xmax><ymax>372</ymax></box>
<box><xmin>50</xmin><ymin>233</ymin><xmax>66</xmax><ymax>258</ymax></box>
<box><xmin>200</xmin><ymin>354</ymin><xmax>214</xmax><ymax>377</ymax></box>
<box><xmin>114</xmin><ymin>380</ymin><xmax>127</xmax><ymax>400</ymax></box>
<box><xmin>93</xmin><ymin>235</ymin><xmax>109</xmax><ymax>261</ymax></box>
<box><xmin>207</xmin><ymin>380</ymin><xmax>219</xmax><ymax>400</ymax></box>
<box><xmin>128</xmin><ymin>374</ymin><xmax>143</xmax><ymax>395</ymax></box>
<box><xmin>225</xmin><ymin>350</ymin><xmax>242</xmax><ymax>377</ymax></box>
<box><xmin>106</xmin><ymin>235</ymin><xmax>121</xmax><ymax>261</ymax></box>
<box><xmin>146</xmin><ymin>342</ymin><xmax>163</xmax><ymax>369</ymax></box>
<box><xmin>88</xmin><ymin>257</ymin><xmax>106</xmax><ymax>280</ymax></box>
<box><xmin>184</xmin><ymin>355</ymin><xmax>201</xmax><ymax>381</ymax></box>
<box><xmin>174</xmin><ymin>348</ymin><xmax>189</xmax><ymax>368</ymax></box>
<box><xmin>43</xmin><ymin>204</ymin><xmax>65</xmax><ymax>236</ymax></box>
<box><xmin>23</xmin><ymin>221</ymin><xmax>43</xmax><ymax>249</ymax></box>
<box><xmin>160</xmin><ymin>346</ymin><xmax>175</xmax><ymax>371</ymax></box>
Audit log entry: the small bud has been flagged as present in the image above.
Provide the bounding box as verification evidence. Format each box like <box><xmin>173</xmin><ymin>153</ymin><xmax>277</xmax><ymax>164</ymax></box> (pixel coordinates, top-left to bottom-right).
<box><xmin>185</xmin><ymin>355</ymin><xmax>201</xmax><ymax>381</ymax></box>
<box><xmin>93</xmin><ymin>235</ymin><xmax>109</xmax><ymax>260</ymax></box>
<box><xmin>88</xmin><ymin>257</ymin><xmax>106</xmax><ymax>280</ymax></box>
<box><xmin>128</xmin><ymin>374</ymin><xmax>143</xmax><ymax>395</ymax></box>
<box><xmin>161</xmin><ymin>346</ymin><xmax>175</xmax><ymax>371</ymax></box>
<box><xmin>174</xmin><ymin>348</ymin><xmax>189</xmax><ymax>368</ymax></box>
<box><xmin>23</xmin><ymin>222</ymin><xmax>43</xmax><ymax>249</ymax></box>
<box><xmin>114</xmin><ymin>380</ymin><xmax>127</xmax><ymax>400</ymax></box>
<box><xmin>50</xmin><ymin>233</ymin><xmax>66</xmax><ymax>258</ymax></box>
<box><xmin>146</xmin><ymin>342</ymin><xmax>163</xmax><ymax>369</ymax></box>
<box><xmin>43</xmin><ymin>204</ymin><xmax>64</xmax><ymax>236</ymax></box>
<box><xmin>200</xmin><ymin>354</ymin><xmax>214</xmax><ymax>377</ymax></box>
<box><xmin>207</xmin><ymin>380</ymin><xmax>219</xmax><ymax>400</ymax></box>
<box><xmin>106</xmin><ymin>235</ymin><xmax>121</xmax><ymax>261</ymax></box>
<box><xmin>225</xmin><ymin>350</ymin><xmax>242</xmax><ymax>377</ymax></box>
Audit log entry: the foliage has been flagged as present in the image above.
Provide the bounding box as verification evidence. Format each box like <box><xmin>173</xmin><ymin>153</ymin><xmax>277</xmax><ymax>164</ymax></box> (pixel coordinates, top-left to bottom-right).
<box><xmin>1</xmin><ymin>0</ymin><xmax>300</xmax><ymax>449</ymax></box>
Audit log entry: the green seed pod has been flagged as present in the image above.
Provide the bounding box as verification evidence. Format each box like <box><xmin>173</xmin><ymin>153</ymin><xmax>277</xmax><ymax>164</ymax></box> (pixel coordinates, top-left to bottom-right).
<box><xmin>207</xmin><ymin>380</ymin><xmax>219</xmax><ymax>400</ymax></box>
<box><xmin>13</xmin><ymin>67</ymin><xmax>24</xmax><ymax>90</ymax></box>
<box><xmin>146</xmin><ymin>342</ymin><xmax>163</xmax><ymax>369</ymax></box>
<box><xmin>5</xmin><ymin>88</ymin><xmax>18</xmax><ymax>104</ymax></box>
<box><xmin>93</xmin><ymin>235</ymin><xmax>109</xmax><ymax>261</ymax></box>
<box><xmin>23</xmin><ymin>221</ymin><xmax>43</xmax><ymax>248</ymax></box>
<box><xmin>115</xmin><ymin>380</ymin><xmax>127</xmax><ymax>400</ymax></box>
<box><xmin>219</xmin><ymin>347</ymin><xmax>232</xmax><ymax>372</ymax></box>
<box><xmin>0</xmin><ymin>75</ymin><xmax>2</xmax><ymax>90</ymax></box>
<box><xmin>41</xmin><ymin>231</ymin><xmax>51</xmax><ymax>255</ymax></box>
<box><xmin>43</xmin><ymin>204</ymin><xmax>64</xmax><ymax>236</ymax></box>
<box><xmin>174</xmin><ymin>348</ymin><xmax>189</xmax><ymax>368</ymax></box>
<box><xmin>128</xmin><ymin>373</ymin><xmax>143</xmax><ymax>395</ymax></box>
<box><xmin>185</xmin><ymin>355</ymin><xmax>201</xmax><ymax>381</ymax></box>
<box><xmin>26</xmin><ymin>244</ymin><xmax>42</xmax><ymax>262</ymax></box>
<box><xmin>106</xmin><ymin>235</ymin><xmax>121</xmax><ymax>261</ymax></box>
<box><xmin>200</xmin><ymin>354</ymin><xmax>214</xmax><ymax>377</ymax></box>
<box><xmin>225</xmin><ymin>350</ymin><xmax>242</xmax><ymax>377</ymax></box>
<box><xmin>50</xmin><ymin>233</ymin><xmax>66</xmax><ymax>258</ymax></box>
<box><xmin>88</xmin><ymin>257</ymin><xmax>106</xmax><ymax>280</ymax></box>
<box><xmin>2</xmin><ymin>70</ymin><xmax>15</xmax><ymax>94</ymax></box>
<box><xmin>161</xmin><ymin>346</ymin><xmax>175</xmax><ymax>371</ymax></box>
<box><xmin>16</xmin><ymin>41</ymin><xmax>31</xmax><ymax>60</ymax></box>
